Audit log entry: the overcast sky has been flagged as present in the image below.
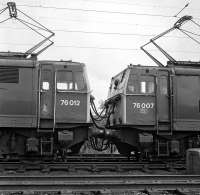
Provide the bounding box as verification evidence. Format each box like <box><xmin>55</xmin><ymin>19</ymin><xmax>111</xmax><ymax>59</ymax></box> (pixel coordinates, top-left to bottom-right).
<box><xmin>0</xmin><ymin>0</ymin><xmax>200</xmax><ymax>105</ymax></box>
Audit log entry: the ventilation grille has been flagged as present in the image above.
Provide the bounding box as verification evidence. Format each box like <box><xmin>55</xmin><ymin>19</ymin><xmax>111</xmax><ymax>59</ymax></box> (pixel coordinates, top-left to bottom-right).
<box><xmin>0</xmin><ymin>68</ymin><xmax>19</xmax><ymax>83</ymax></box>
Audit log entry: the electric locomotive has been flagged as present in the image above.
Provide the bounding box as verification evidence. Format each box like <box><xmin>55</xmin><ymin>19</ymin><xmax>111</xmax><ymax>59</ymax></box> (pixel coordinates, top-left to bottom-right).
<box><xmin>104</xmin><ymin>16</ymin><xmax>200</xmax><ymax>158</ymax></box>
<box><xmin>0</xmin><ymin>3</ymin><xmax>91</xmax><ymax>159</ymax></box>
<box><xmin>0</xmin><ymin>53</ymin><xmax>91</xmax><ymax>158</ymax></box>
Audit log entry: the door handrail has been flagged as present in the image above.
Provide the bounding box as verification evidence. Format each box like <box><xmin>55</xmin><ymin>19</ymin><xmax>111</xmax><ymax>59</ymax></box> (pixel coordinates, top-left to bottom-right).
<box><xmin>37</xmin><ymin>67</ymin><xmax>41</xmax><ymax>129</ymax></box>
<box><xmin>53</xmin><ymin>70</ymin><xmax>57</xmax><ymax>132</ymax></box>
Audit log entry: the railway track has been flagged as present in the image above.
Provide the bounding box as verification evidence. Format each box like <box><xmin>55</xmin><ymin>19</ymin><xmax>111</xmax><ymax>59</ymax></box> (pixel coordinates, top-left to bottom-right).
<box><xmin>0</xmin><ymin>174</ymin><xmax>199</xmax><ymax>194</ymax></box>
<box><xmin>0</xmin><ymin>156</ymin><xmax>196</xmax><ymax>195</ymax></box>
<box><xmin>0</xmin><ymin>160</ymin><xmax>185</xmax><ymax>174</ymax></box>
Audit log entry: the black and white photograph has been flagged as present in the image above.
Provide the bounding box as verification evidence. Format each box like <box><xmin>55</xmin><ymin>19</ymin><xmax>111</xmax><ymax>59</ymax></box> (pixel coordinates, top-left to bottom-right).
<box><xmin>0</xmin><ymin>0</ymin><xmax>199</xmax><ymax>194</ymax></box>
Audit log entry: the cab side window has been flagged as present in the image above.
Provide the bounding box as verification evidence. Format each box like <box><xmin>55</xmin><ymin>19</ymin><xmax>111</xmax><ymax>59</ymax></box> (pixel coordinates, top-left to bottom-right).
<box><xmin>57</xmin><ymin>71</ymin><xmax>73</xmax><ymax>90</ymax></box>
<box><xmin>127</xmin><ymin>74</ymin><xmax>137</xmax><ymax>94</ymax></box>
<box><xmin>42</xmin><ymin>81</ymin><xmax>49</xmax><ymax>90</ymax></box>
<box><xmin>74</xmin><ymin>71</ymin><xmax>86</xmax><ymax>90</ymax></box>
<box><xmin>57</xmin><ymin>71</ymin><xmax>86</xmax><ymax>91</ymax></box>
<box><xmin>140</xmin><ymin>81</ymin><xmax>146</xmax><ymax>93</ymax></box>
<box><xmin>41</xmin><ymin>70</ymin><xmax>51</xmax><ymax>91</ymax></box>
<box><xmin>140</xmin><ymin>76</ymin><xmax>155</xmax><ymax>94</ymax></box>
<box><xmin>159</xmin><ymin>76</ymin><xmax>168</xmax><ymax>95</ymax></box>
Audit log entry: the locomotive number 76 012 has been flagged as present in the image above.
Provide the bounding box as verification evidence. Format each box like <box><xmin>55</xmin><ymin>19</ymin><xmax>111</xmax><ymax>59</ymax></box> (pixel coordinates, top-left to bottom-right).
<box><xmin>60</xmin><ymin>99</ymin><xmax>80</xmax><ymax>106</ymax></box>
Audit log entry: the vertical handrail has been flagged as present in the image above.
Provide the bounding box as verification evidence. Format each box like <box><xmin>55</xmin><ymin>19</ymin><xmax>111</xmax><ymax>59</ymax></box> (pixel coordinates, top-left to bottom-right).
<box><xmin>155</xmin><ymin>76</ymin><xmax>159</xmax><ymax>135</ymax></box>
<box><xmin>169</xmin><ymin>73</ymin><xmax>174</xmax><ymax>135</ymax></box>
<box><xmin>37</xmin><ymin>66</ymin><xmax>41</xmax><ymax>130</ymax></box>
<box><xmin>53</xmin><ymin>70</ymin><xmax>57</xmax><ymax>132</ymax></box>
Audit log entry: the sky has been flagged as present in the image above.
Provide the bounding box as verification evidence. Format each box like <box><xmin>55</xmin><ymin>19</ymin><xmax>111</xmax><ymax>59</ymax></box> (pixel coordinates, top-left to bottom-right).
<box><xmin>0</xmin><ymin>0</ymin><xmax>200</xmax><ymax>106</ymax></box>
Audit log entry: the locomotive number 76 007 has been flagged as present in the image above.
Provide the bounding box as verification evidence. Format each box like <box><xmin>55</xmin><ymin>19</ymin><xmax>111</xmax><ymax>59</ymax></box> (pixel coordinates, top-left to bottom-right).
<box><xmin>60</xmin><ymin>99</ymin><xmax>80</xmax><ymax>106</ymax></box>
<box><xmin>132</xmin><ymin>102</ymin><xmax>154</xmax><ymax>109</ymax></box>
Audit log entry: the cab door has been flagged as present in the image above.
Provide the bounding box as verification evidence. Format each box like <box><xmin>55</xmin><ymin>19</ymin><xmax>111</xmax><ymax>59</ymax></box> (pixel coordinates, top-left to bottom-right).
<box><xmin>39</xmin><ymin>64</ymin><xmax>54</xmax><ymax>121</ymax></box>
<box><xmin>126</xmin><ymin>74</ymin><xmax>156</xmax><ymax>125</ymax></box>
<box><xmin>156</xmin><ymin>70</ymin><xmax>171</xmax><ymax>134</ymax></box>
<box><xmin>54</xmin><ymin>68</ymin><xmax>89</xmax><ymax>124</ymax></box>
<box><xmin>157</xmin><ymin>70</ymin><xmax>170</xmax><ymax>122</ymax></box>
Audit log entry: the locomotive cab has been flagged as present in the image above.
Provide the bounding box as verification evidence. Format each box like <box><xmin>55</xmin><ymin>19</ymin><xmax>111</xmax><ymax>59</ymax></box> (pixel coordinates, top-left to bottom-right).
<box><xmin>106</xmin><ymin>63</ymin><xmax>200</xmax><ymax>158</ymax></box>
<box><xmin>107</xmin><ymin>65</ymin><xmax>165</xmax><ymax>129</ymax></box>
<box><xmin>39</xmin><ymin>61</ymin><xmax>91</xmax><ymax>129</ymax></box>
<box><xmin>38</xmin><ymin>61</ymin><xmax>91</xmax><ymax>155</ymax></box>
<box><xmin>106</xmin><ymin>65</ymin><xmax>162</xmax><ymax>156</ymax></box>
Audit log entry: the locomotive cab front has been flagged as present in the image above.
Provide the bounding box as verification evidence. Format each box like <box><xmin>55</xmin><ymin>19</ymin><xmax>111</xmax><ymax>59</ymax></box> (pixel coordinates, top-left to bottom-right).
<box><xmin>38</xmin><ymin>61</ymin><xmax>91</xmax><ymax>155</ymax></box>
<box><xmin>107</xmin><ymin>65</ymin><xmax>166</xmax><ymax>128</ymax></box>
<box><xmin>106</xmin><ymin>65</ymin><xmax>171</xmax><ymax>157</ymax></box>
<box><xmin>39</xmin><ymin>61</ymin><xmax>90</xmax><ymax>128</ymax></box>
<box><xmin>126</xmin><ymin>67</ymin><xmax>156</xmax><ymax>126</ymax></box>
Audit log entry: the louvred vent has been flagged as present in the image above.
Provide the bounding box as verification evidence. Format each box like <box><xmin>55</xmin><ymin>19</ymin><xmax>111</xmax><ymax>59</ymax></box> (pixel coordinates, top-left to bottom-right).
<box><xmin>0</xmin><ymin>68</ymin><xmax>19</xmax><ymax>83</ymax></box>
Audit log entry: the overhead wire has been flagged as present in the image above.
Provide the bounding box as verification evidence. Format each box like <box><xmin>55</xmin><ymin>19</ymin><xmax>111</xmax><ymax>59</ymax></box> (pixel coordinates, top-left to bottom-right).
<box><xmin>0</xmin><ymin>6</ymin><xmax>175</xmax><ymax>28</ymax></box>
<box><xmin>0</xmin><ymin>18</ymin><xmax>166</xmax><ymax>28</ymax></box>
<box><xmin>12</xmin><ymin>3</ymin><xmax>200</xmax><ymax>20</ymax></box>
<box><xmin>0</xmin><ymin>0</ymin><xmax>194</xmax><ymax>10</ymax></box>
<box><xmin>74</xmin><ymin>0</ymin><xmax>181</xmax><ymax>9</ymax></box>
<box><xmin>0</xmin><ymin>1</ymin><xmax>199</xmax><ymax>30</ymax></box>
<box><xmin>0</xmin><ymin>41</ymin><xmax>200</xmax><ymax>54</ymax></box>
<box><xmin>0</xmin><ymin>25</ymin><xmax>193</xmax><ymax>39</ymax></box>
<box><xmin>1</xmin><ymin>1</ymin><xmax>199</xmax><ymax>22</ymax></box>
<box><xmin>21</xmin><ymin>15</ymin><xmax>168</xmax><ymax>29</ymax></box>
<box><xmin>79</xmin><ymin>0</ymin><xmax>198</xmax><ymax>12</ymax></box>
<box><xmin>2</xmin><ymin>2</ymin><xmax>200</xmax><ymax>25</ymax></box>
<box><xmin>12</xmin><ymin>4</ymin><xmax>174</xmax><ymax>18</ymax></box>
<box><xmin>53</xmin><ymin>45</ymin><xmax>200</xmax><ymax>54</ymax></box>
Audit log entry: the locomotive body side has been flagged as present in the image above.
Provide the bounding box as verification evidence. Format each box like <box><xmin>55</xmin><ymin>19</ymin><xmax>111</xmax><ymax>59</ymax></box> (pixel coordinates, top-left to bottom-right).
<box><xmin>0</xmin><ymin>56</ymin><xmax>38</xmax><ymax>128</ymax></box>
<box><xmin>171</xmin><ymin>62</ymin><xmax>200</xmax><ymax>132</ymax></box>
<box><xmin>0</xmin><ymin>54</ymin><xmax>39</xmax><ymax>157</ymax></box>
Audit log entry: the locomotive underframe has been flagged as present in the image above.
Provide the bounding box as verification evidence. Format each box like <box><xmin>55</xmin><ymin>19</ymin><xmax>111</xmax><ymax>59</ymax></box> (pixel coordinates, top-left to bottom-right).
<box><xmin>101</xmin><ymin>126</ymin><xmax>200</xmax><ymax>158</ymax></box>
<box><xmin>0</xmin><ymin>125</ymin><xmax>91</xmax><ymax>159</ymax></box>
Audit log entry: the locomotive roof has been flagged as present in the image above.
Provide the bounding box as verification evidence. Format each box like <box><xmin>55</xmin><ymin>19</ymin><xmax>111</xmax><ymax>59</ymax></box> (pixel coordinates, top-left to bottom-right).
<box><xmin>167</xmin><ymin>61</ymin><xmax>200</xmax><ymax>67</ymax></box>
<box><xmin>110</xmin><ymin>64</ymin><xmax>158</xmax><ymax>80</ymax></box>
<box><xmin>39</xmin><ymin>60</ymin><xmax>85</xmax><ymax>67</ymax></box>
<box><xmin>0</xmin><ymin>54</ymin><xmax>37</xmax><ymax>68</ymax></box>
<box><xmin>128</xmin><ymin>61</ymin><xmax>200</xmax><ymax>69</ymax></box>
<box><xmin>111</xmin><ymin>61</ymin><xmax>200</xmax><ymax>80</ymax></box>
<box><xmin>0</xmin><ymin>52</ymin><xmax>36</xmax><ymax>59</ymax></box>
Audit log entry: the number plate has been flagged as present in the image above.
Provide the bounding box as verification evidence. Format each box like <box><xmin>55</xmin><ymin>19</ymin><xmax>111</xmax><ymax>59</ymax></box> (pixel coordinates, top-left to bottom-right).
<box><xmin>132</xmin><ymin>102</ymin><xmax>154</xmax><ymax>109</ymax></box>
<box><xmin>60</xmin><ymin>99</ymin><xmax>80</xmax><ymax>106</ymax></box>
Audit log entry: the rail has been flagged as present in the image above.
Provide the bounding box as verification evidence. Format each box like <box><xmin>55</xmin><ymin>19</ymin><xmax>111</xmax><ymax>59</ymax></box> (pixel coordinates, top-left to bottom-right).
<box><xmin>0</xmin><ymin>174</ymin><xmax>199</xmax><ymax>194</ymax></box>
